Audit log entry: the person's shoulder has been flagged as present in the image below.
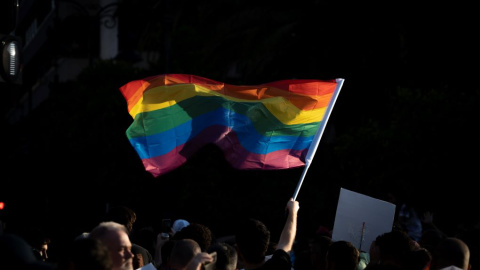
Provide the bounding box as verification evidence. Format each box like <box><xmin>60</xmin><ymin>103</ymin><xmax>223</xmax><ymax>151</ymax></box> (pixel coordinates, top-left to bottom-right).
<box><xmin>271</xmin><ymin>249</ymin><xmax>290</xmax><ymax>258</ymax></box>
<box><xmin>260</xmin><ymin>249</ymin><xmax>291</xmax><ymax>270</ymax></box>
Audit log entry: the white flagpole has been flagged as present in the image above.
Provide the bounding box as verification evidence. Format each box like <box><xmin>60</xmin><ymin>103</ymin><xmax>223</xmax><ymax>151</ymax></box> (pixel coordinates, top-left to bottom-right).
<box><xmin>292</xmin><ymin>78</ymin><xmax>345</xmax><ymax>200</ymax></box>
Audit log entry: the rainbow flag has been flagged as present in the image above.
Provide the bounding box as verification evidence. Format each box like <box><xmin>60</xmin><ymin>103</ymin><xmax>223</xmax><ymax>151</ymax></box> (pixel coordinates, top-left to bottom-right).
<box><xmin>120</xmin><ymin>74</ymin><xmax>343</xmax><ymax>178</ymax></box>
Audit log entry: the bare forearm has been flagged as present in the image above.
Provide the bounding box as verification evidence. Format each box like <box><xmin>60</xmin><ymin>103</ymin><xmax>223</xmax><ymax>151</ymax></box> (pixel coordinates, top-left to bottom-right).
<box><xmin>277</xmin><ymin>212</ymin><xmax>297</xmax><ymax>252</ymax></box>
<box><xmin>276</xmin><ymin>198</ymin><xmax>299</xmax><ymax>252</ymax></box>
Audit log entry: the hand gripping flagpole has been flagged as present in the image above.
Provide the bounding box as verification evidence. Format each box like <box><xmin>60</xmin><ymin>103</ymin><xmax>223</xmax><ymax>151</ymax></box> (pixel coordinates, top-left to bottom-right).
<box><xmin>292</xmin><ymin>78</ymin><xmax>344</xmax><ymax>201</ymax></box>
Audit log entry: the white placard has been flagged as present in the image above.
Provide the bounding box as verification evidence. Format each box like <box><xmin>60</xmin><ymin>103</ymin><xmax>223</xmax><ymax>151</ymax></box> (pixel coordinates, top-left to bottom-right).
<box><xmin>331</xmin><ymin>188</ymin><xmax>396</xmax><ymax>252</ymax></box>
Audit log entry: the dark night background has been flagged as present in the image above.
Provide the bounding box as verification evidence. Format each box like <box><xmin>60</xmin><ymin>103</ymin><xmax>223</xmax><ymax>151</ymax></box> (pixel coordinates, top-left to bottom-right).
<box><xmin>1</xmin><ymin>0</ymin><xmax>479</xmax><ymax>262</ymax></box>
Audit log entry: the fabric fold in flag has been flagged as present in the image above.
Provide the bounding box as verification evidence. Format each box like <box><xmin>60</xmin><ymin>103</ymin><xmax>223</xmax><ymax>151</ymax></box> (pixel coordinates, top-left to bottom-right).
<box><xmin>120</xmin><ymin>74</ymin><xmax>342</xmax><ymax>178</ymax></box>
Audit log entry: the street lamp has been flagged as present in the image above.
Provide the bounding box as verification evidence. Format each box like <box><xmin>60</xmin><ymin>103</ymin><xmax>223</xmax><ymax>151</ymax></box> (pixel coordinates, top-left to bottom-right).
<box><xmin>0</xmin><ymin>35</ymin><xmax>21</xmax><ymax>83</ymax></box>
<box><xmin>0</xmin><ymin>0</ymin><xmax>21</xmax><ymax>83</ymax></box>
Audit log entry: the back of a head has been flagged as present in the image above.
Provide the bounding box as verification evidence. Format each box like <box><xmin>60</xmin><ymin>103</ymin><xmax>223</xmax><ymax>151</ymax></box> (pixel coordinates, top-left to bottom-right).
<box><xmin>234</xmin><ymin>218</ymin><xmax>270</xmax><ymax>264</ymax></box>
<box><xmin>326</xmin><ymin>240</ymin><xmax>359</xmax><ymax>270</ymax></box>
<box><xmin>169</xmin><ymin>239</ymin><xmax>201</xmax><ymax>270</ymax></box>
<box><xmin>420</xmin><ymin>228</ymin><xmax>446</xmax><ymax>254</ymax></box>
<box><xmin>431</xmin><ymin>237</ymin><xmax>470</xmax><ymax>270</ymax></box>
<box><xmin>374</xmin><ymin>230</ymin><xmax>415</xmax><ymax>267</ymax></box>
<box><xmin>207</xmin><ymin>242</ymin><xmax>238</xmax><ymax>270</ymax></box>
<box><xmin>309</xmin><ymin>235</ymin><xmax>333</xmax><ymax>270</ymax></box>
<box><xmin>404</xmin><ymin>248</ymin><xmax>432</xmax><ymax>270</ymax></box>
<box><xmin>173</xmin><ymin>223</ymin><xmax>212</xmax><ymax>252</ymax></box>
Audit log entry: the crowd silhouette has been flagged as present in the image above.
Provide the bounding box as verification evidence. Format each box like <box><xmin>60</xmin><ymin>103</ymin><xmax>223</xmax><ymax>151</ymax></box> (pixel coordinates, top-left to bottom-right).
<box><xmin>0</xmin><ymin>196</ymin><xmax>477</xmax><ymax>270</ymax></box>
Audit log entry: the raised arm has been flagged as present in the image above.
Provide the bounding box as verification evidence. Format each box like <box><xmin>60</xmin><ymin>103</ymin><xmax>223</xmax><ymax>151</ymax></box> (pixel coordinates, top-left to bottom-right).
<box><xmin>275</xmin><ymin>198</ymin><xmax>300</xmax><ymax>252</ymax></box>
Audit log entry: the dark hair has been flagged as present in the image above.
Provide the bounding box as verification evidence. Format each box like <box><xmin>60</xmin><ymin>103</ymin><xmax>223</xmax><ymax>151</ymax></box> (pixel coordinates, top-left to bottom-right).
<box><xmin>170</xmin><ymin>239</ymin><xmax>201</xmax><ymax>269</ymax></box>
<box><xmin>374</xmin><ymin>230</ymin><xmax>415</xmax><ymax>268</ymax></box>
<box><xmin>174</xmin><ymin>223</ymin><xmax>212</xmax><ymax>252</ymax></box>
<box><xmin>234</xmin><ymin>218</ymin><xmax>270</xmax><ymax>264</ymax></box>
<box><xmin>308</xmin><ymin>235</ymin><xmax>333</xmax><ymax>270</ymax></box>
<box><xmin>104</xmin><ymin>205</ymin><xmax>136</xmax><ymax>234</ymax></box>
<box><xmin>405</xmin><ymin>248</ymin><xmax>432</xmax><ymax>270</ymax></box>
<box><xmin>431</xmin><ymin>237</ymin><xmax>470</xmax><ymax>270</ymax></box>
<box><xmin>207</xmin><ymin>242</ymin><xmax>238</xmax><ymax>270</ymax></box>
<box><xmin>326</xmin><ymin>240</ymin><xmax>359</xmax><ymax>270</ymax></box>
